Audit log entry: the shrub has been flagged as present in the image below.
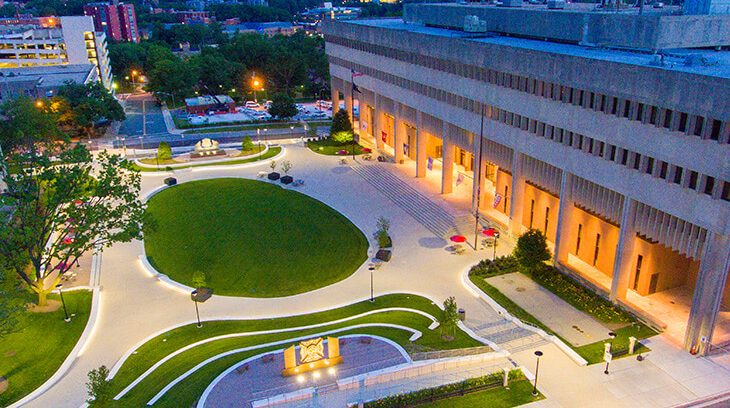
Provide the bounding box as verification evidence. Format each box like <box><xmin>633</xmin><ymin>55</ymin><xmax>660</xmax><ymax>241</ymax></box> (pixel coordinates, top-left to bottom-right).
<box><xmin>330</xmin><ymin>109</ymin><xmax>353</xmax><ymax>138</ymax></box>
<box><xmin>331</xmin><ymin>130</ymin><xmax>353</xmax><ymax>144</ymax></box>
<box><xmin>281</xmin><ymin>160</ymin><xmax>292</xmax><ymax>175</ymax></box>
<box><xmin>513</xmin><ymin>229</ymin><xmax>551</xmax><ymax>271</ymax></box>
<box><xmin>191</xmin><ymin>271</ymin><xmax>208</xmax><ymax>289</ymax></box>
<box><xmin>241</xmin><ymin>136</ymin><xmax>254</xmax><ymax>151</ymax></box>
<box><xmin>439</xmin><ymin>296</ymin><xmax>459</xmax><ymax>338</ymax></box>
<box><xmin>373</xmin><ymin>216</ymin><xmax>392</xmax><ymax>248</ymax></box>
<box><xmin>157</xmin><ymin>141</ymin><xmax>172</xmax><ymax>160</ymax></box>
<box><xmin>469</xmin><ymin>255</ymin><xmax>520</xmax><ymax>277</ymax></box>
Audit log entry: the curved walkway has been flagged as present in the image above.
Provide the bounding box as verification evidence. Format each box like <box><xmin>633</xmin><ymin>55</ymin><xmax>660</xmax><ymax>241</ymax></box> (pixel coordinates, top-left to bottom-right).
<box><xmin>23</xmin><ymin>143</ymin><xmax>524</xmax><ymax>407</ymax></box>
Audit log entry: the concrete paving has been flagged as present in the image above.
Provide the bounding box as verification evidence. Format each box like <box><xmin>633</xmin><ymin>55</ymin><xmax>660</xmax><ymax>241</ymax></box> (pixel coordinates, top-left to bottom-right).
<box><xmin>486</xmin><ymin>272</ymin><xmax>611</xmax><ymax>347</ymax></box>
<box><xmin>19</xmin><ymin>142</ymin><xmax>730</xmax><ymax>408</ymax></box>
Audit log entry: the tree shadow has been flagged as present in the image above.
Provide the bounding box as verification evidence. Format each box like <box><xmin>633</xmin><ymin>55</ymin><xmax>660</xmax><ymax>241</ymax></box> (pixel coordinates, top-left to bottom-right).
<box><xmin>418</xmin><ymin>236</ymin><xmax>447</xmax><ymax>249</ymax></box>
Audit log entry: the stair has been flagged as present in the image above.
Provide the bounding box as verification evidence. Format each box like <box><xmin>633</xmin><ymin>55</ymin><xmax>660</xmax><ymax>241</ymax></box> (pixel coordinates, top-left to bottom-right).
<box><xmin>350</xmin><ymin>163</ymin><xmax>475</xmax><ymax>238</ymax></box>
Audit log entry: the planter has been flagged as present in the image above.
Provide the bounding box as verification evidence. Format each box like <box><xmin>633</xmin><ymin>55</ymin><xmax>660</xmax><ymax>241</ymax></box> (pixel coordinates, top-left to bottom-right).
<box><xmin>267</xmin><ymin>172</ymin><xmax>280</xmax><ymax>180</ymax></box>
<box><xmin>376</xmin><ymin>249</ymin><xmax>392</xmax><ymax>262</ymax></box>
<box><xmin>280</xmin><ymin>175</ymin><xmax>293</xmax><ymax>184</ymax></box>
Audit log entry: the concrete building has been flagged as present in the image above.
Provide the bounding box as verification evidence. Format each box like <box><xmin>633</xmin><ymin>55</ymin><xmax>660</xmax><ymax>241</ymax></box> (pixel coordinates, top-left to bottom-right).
<box><xmin>0</xmin><ymin>16</ymin><xmax>113</xmax><ymax>90</ymax></box>
<box><xmin>0</xmin><ymin>63</ymin><xmax>98</xmax><ymax>102</ymax></box>
<box><xmin>222</xmin><ymin>22</ymin><xmax>302</xmax><ymax>37</ymax></box>
<box><xmin>324</xmin><ymin>3</ymin><xmax>730</xmax><ymax>355</ymax></box>
<box><xmin>84</xmin><ymin>1</ymin><xmax>139</xmax><ymax>43</ymax></box>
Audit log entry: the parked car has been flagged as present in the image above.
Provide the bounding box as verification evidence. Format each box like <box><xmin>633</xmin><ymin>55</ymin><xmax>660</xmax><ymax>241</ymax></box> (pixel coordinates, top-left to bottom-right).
<box><xmin>245</xmin><ymin>101</ymin><xmax>261</xmax><ymax>109</ymax></box>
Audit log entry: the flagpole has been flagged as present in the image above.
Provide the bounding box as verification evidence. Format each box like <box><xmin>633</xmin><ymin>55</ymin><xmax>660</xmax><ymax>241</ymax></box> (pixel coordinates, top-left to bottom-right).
<box><xmin>351</xmin><ymin>69</ymin><xmax>355</xmax><ymax>160</ymax></box>
<box><xmin>474</xmin><ymin>103</ymin><xmax>485</xmax><ymax>251</ymax></box>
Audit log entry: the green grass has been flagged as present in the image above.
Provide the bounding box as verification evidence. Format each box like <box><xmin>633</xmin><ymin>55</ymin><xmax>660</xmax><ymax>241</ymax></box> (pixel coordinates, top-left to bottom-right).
<box><xmin>419</xmin><ymin>379</ymin><xmax>543</xmax><ymax>408</ymax></box>
<box><xmin>307</xmin><ymin>138</ymin><xmax>367</xmax><ymax>155</ymax></box>
<box><xmin>144</xmin><ymin>178</ymin><xmax>368</xmax><ymax>297</ymax></box>
<box><xmin>131</xmin><ymin>146</ymin><xmax>280</xmax><ymax>172</ymax></box>
<box><xmin>138</xmin><ymin>158</ymin><xmax>181</xmax><ymax>166</ymax></box>
<box><xmin>469</xmin><ymin>273</ymin><xmax>655</xmax><ymax>364</ymax></box>
<box><xmin>109</xmin><ymin>294</ymin><xmax>484</xmax><ymax>407</ymax></box>
<box><xmin>0</xmin><ymin>290</ymin><xmax>93</xmax><ymax>406</ymax></box>
<box><xmin>180</xmin><ymin>120</ymin><xmax>331</xmax><ymax>133</ymax></box>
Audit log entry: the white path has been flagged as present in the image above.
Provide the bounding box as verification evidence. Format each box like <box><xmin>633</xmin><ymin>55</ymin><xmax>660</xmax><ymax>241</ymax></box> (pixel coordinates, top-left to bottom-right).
<box><xmin>21</xmin><ymin>143</ymin><xmax>730</xmax><ymax>407</ymax></box>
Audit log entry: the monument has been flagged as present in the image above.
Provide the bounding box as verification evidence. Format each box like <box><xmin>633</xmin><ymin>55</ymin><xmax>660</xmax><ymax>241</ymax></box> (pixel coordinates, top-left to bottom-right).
<box><xmin>282</xmin><ymin>336</ymin><xmax>343</xmax><ymax>377</ymax></box>
<box><xmin>191</xmin><ymin>138</ymin><xmax>225</xmax><ymax>159</ymax></box>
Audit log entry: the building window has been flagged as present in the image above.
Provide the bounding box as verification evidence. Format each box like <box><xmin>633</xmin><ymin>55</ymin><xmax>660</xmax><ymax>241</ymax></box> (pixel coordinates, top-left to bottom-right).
<box><xmin>633</xmin><ymin>254</ymin><xmax>643</xmax><ymax>290</ymax></box>
<box><xmin>704</xmin><ymin>176</ymin><xmax>715</xmax><ymax>195</ymax></box>
<box><xmin>576</xmin><ymin>224</ymin><xmax>582</xmax><ymax>253</ymax></box>
<box><xmin>592</xmin><ymin>234</ymin><xmax>601</xmax><ymax>266</ymax></box>
<box><xmin>673</xmin><ymin>167</ymin><xmax>683</xmax><ymax>185</ymax></box>
<box><xmin>504</xmin><ymin>185</ymin><xmax>509</xmax><ymax>213</ymax></box>
<box><xmin>544</xmin><ymin>207</ymin><xmax>550</xmax><ymax>233</ymax></box>
<box><xmin>688</xmin><ymin>171</ymin><xmax>699</xmax><ymax>190</ymax></box>
<box><xmin>529</xmin><ymin>199</ymin><xmax>535</xmax><ymax>229</ymax></box>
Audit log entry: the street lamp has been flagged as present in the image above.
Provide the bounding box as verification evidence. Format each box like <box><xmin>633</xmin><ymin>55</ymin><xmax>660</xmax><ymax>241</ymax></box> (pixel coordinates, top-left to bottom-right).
<box><xmin>532</xmin><ymin>350</ymin><xmax>543</xmax><ymax>396</ymax></box>
<box><xmin>604</xmin><ymin>331</ymin><xmax>617</xmax><ymax>375</ymax></box>
<box><xmin>56</xmin><ymin>284</ymin><xmax>70</xmax><ymax>323</ymax></box>
<box><xmin>368</xmin><ymin>266</ymin><xmax>375</xmax><ymax>302</ymax></box>
<box><xmin>263</xmin><ymin>128</ymin><xmax>268</xmax><ymax>146</ymax></box>
<box><xmin>290</xmin><ymin>125</ymin><xmax>294</xmax><ymax>139</ymax></box>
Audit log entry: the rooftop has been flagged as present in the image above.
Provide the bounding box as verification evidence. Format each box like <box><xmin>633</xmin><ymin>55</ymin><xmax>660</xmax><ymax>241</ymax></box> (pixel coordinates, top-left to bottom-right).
<box><xmin>0</xmin><ymin>64</ymin><xmax>95</xmax><ymax>87</ymax></box>
<box><xmin>342</xmin><ymin>17</ymin><xmax>730</xmax><ymax>79</ymax></box>
<box><xmin>185</xmin><ymin>95</ymin><xmax>234</xmax><ymax>106</ymax></box>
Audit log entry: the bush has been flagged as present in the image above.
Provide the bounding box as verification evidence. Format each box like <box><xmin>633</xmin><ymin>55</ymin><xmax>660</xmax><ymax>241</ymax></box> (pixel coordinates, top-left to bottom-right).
<box><xmin>513</xmin><ymin>229</ymin><xmax>551</xmax><ymax>271</ymax></box>
<box><xmin>86</xmin><ymin>366</ymin><xmax>112</xmax><ymax>407</ymax></box>
<box><xmin>373</xmin><ymin>216</ymin><xmax>392</xmax><ymax>248</ymax></box>
<box><xmin>157</xmin><ymin>141</ymin><xmax>172</xmax><ymax>160</ymax></box>
<box><xmin>469</xmin><ymin>255</ymin><xmax>520</xmax><ymax>277</ymax></box>
<box><xmin>241</xmin><ymin>136</ymin><xmax>254</xmax><ymax>151</ymax></box>
<box><xmin>330</xmin><ymin>109</ymin><xmax>353</xmax><ymax>138</ymax></box>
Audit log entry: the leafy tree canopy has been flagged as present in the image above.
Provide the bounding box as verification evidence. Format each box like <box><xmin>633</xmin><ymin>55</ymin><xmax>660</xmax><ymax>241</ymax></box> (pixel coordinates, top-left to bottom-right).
<box><xmin>513</xmin><ymin>229</ymin><xmax>552</xmax><ymax>271</ymax></box>
<box><xmin>268</xmin><ymin>92</ymin><xmax>298</xmax><ymax>119</ymax></box>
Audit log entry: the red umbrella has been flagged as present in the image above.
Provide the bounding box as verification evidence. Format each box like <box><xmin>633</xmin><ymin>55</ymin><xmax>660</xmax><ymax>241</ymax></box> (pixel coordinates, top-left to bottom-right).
<box><xmin>450</xmin><ymin>235</ymin><xmax>466</xmax><ymax>243</ymax></box>
<box><xmin>481</xmin><ymin>228</ymin><xmax>498</xmax><ymax>237</ymax></box>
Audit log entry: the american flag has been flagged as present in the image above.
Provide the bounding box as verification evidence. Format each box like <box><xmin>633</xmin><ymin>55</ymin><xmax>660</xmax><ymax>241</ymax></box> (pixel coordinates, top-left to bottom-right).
<box><xmin>351</xmin><ymin>70</ymin><xmax>364</xmax><ymax>78</ymax></box>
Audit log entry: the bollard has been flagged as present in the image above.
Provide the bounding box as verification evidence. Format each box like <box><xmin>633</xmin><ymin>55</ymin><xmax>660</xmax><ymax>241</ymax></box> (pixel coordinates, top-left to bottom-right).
<box><xmin>503</xmin><ymin>367</ymin><xmax>510</xmax><ymax>388</ymax></box>
<box><xmin>629</xmin><ymin>336</ymin><xmax>637</xmax><ymax>354</ymax></box>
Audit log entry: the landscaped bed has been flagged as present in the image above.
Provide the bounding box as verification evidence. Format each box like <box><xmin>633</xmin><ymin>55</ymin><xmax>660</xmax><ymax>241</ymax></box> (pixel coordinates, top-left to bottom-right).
<box><xmin>108</xmin><ymin>294</ymin><xmax>485</xmax><ymax>407</ymax></box>
<box><xmin>307</xmin><ymin>138</ymin><xmax>368</xmax><ymax>156</ymax></box>
<box><xmin>143</xmin><ymin>177</ymin><xmax>368</xmax><ymax>297</ymax></box>
<box><xmin>469</xmin><ymin>256</ymin><xmax>656</xmax><ymax>364</ymax></box>
<box><xmin>0</xmin><ymin>290</ymin><xmax>93</xmax><ymax>406</ymax></box>
<box><xmin>131</xmin><ymin>146</ymin><xmax>281</xmax><ymax>172</ymax></box>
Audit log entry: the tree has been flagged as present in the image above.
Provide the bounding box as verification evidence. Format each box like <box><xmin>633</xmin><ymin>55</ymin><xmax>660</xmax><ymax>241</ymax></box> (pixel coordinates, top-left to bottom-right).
<box><xmin>269</xmin><ymin>160</ymin><xmax>277</xmax><ymax>171</ymax></box>
<box><xmin>55</xmin><ymin>81</ymin><xmax>125</xmax><ymax>140</ymax></box>
<box><xmin>330</xmin><ymin>109</ymin><xmax>354</xmax><ymax>144</ymax></box>
<box><xmin>0</xmin><ymin>268</ymin><xmax>23</xmax><ymax>338</ymax></box>
<box><xmin>373</xmin><ymin>216</ymin><xmax>392</xmax><ymax>248</ymax></box>
<box><xmin>513</xmin><ymin>229</ymin><xmax>551</xmax><ymax>272</ymax></box>
<box><xmin>147</xmin><ymin>58</ymin><xmax>194</xmax><ymax>103</ymax></box>
<box><xmin>0</xmin><ymin>146</ymin><xmax>145</xmax><ymax>305</ymax></box>
<box><xmin>267</xmin><ymin>93</ymin><xmax>297</xmax><ymax>119</ymax></box>
<box><xmin>438</xmin><ymin>296</ymin><xmax>459</xmax><ymax>338</ymax></box>
<box><xmin>86</xmin><ymin>365</ymin><xmax>113</xmax><ymax>407</ymax></box>
<box><xmin>241</xmin><ymin>136</ymin><xmax>255</xmax><ymax>152</ymax></box>
<box><xmin>0</xmin><ymin>96</ymin><xmax>62</xmax><ymax>153</ymax></box>
<box><xmin>157</xmin><ymin>142</ymin><xmax>172</xmax><ymax>160</ymax></box>
<box><xmin>280</xmin><ymin>160</ymin><xmax>292</xmax><ymax>175</ymax></box>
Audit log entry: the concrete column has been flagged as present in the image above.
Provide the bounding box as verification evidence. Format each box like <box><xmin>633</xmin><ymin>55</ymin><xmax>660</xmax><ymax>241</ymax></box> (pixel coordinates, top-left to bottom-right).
<box><xmin>685</xmin><ymin>233</ymin><xmax>730</xmax><ymax>355</ymax></box>
<box><xmin>331</xmin><ymin>85</ymin><xmax>340</xmax><ymax>115</ymax></box>
<box><xmin>394</xmin><ymin>103</ymin><xmax>404</xmax><ymax>163</ymax></box>
<box><xmin>415</xmin><ymin>111</ymin><xmax>426</xmax><ymax>178</ymax></box>
<box><xmin>374</xmin><ymin>93</ymin><xmax>383</xmax><ymax>150</ymax></box>
<box><xmin>509</xmin><ymin>152</ymin><xmax>525</xmax><ymax>236</ymax></box>
<box><xmin>609</xmin><ymin>197</ymin><xmax>638</xmax><ymax>302</ymax></box>
<box><xmin>553</xmin><ymin>171</ymin><xmax>575</xmax><ymax>266</ymax></box>
<box><xmin>441</xmin><ymin>127</ymin><xmax>454</xmax><ymax>194</ymax></box>
<box><xmin>344</xmin><ymin>81</ymin><xmax>353</xmax><ymax>123</ymax></box>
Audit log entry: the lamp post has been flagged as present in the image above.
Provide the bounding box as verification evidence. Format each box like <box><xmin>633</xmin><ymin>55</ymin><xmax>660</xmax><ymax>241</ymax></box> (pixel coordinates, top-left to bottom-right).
<box><xmin>193</xmin><ymin>299</ymin><xmax>202</xmax><ymax>328</ymax></box>
<box><xmin>56</xmin><ymin>284</ymin><xmax>70</xmax><ymax>322</ymax></box>
<box><xmin>368</xmin><ymin>266</ymin><xmax>375</xmax><ymax>302</ymax></box>
<box><xmin>532</xmin><ymin>350</ymin><xmax>543</xmax><ymax>396</ymax></box>
<box><xmin>263</xmin><ymin>128</ymin><xmax>268</xmax><ymax>146</ymax></box>
<box><xmin>604</xmin><ymin>331</ymin><xmax>617</xmax><ymax>375</ymax></box>
<box><xmin>290</xmin><ymin>125</ymin><xmax>294</xmax><ymax>139</ymax></box>
<box><xmin>131</xmin><ymin>70</ymin><xmax>138</xmax><ymax>92</ymax></box>
<box><xmin>257</xmin><ymin>128</ymin><xmax>262</xmax><ymax>159</ymax></box>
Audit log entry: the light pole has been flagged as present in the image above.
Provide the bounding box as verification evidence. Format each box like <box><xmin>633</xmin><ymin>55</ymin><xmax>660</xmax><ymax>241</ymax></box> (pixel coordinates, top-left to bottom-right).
<box><xmin>604</xmin><ymin>331</ymin><xmax>616</xmax><ymax>375</ymax></box>
<box><xmin>56</xmin><ymin>284</ymin><xmax>70</xmax><ymax>323</ymax></box>
<box><xmin>369</xmin><ymin>266</ymin><xmax>375</xmax><ymax>302</ymax></box>
<box><xmin>257</xmin><ymin>128</ymin><xmax>262</xmax><ymax>159</ymax></box>
<box><xmin>193</xmin><ymin>299</ymin><xmax>202</xmax><ymax>328</ymax></box>
<box><xmin>131</xmin><ymin>70</ymin><xmax>138</xmax><ymax>93</ymax></box>
<box><xmin>532</xmin><ymin>350</ymin><xmax>543</xmax><ymax>396</ymax></box>
<box><xmin>290</xmin><ymin>125</ymin><xmax>294</xmax><ymax>140</ymax></box>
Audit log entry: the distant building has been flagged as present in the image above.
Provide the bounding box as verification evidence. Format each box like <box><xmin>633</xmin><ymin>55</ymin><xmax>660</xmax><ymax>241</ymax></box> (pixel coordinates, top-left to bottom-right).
<box><xmin>185</xmin><ymin>95</ymin><xmax>235</xmax><ymax>115</ymax></box>
<box><xmin>152</xmin><ymin>9</ymin><xmax>211</xmax><ymax>24</ymax></box>
<box><xmin>83</xmin><ymin>1</ymin><xmax>139</xmax><ymax>43</ymax></box>
<box><xmin>222</xmin><ymin>22</ymin><xmax>301</xmax><ymax>36</ymax></box>
<box><xmin>0</xmin><ymin>16</ymin><xmax>113</xmax><ymax>90</ymax></box>
<box><xmin>0</xmin><ymin>64</ymin><xmax>97</xmax><ymax>102</ymax></box>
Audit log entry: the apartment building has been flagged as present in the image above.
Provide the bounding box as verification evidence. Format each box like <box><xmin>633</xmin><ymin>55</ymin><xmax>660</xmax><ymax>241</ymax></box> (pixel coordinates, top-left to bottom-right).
<box><xmin>324</xmin><ymin>3</ymin><xmax>730</xmax><ymax>355</ymax></box>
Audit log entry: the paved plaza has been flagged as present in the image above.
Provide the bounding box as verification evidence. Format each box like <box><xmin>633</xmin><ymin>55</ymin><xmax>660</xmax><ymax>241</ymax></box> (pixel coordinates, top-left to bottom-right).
<box><xmin>20</xmin><ymin>141</ymin><xmax>730</xmax><ymax>408</ymax></box>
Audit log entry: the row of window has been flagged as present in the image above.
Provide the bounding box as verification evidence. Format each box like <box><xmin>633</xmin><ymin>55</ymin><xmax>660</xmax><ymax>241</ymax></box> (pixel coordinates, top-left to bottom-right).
<box><xmin>326</xmin><ymin>35</ymin><xmax>729</xmax><ymax>144</ymax></box>
<box><xmin>329</xmin><ymin>56</ymin><xmax>730</xmax><ymax>202</ymax></box>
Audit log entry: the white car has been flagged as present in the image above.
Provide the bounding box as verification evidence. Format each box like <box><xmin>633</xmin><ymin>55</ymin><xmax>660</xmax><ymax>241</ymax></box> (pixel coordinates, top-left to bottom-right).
<box><xmin>245</xmin><ymin>101</ymin><xmax>261</xmax><ymax>109</ymax></box>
